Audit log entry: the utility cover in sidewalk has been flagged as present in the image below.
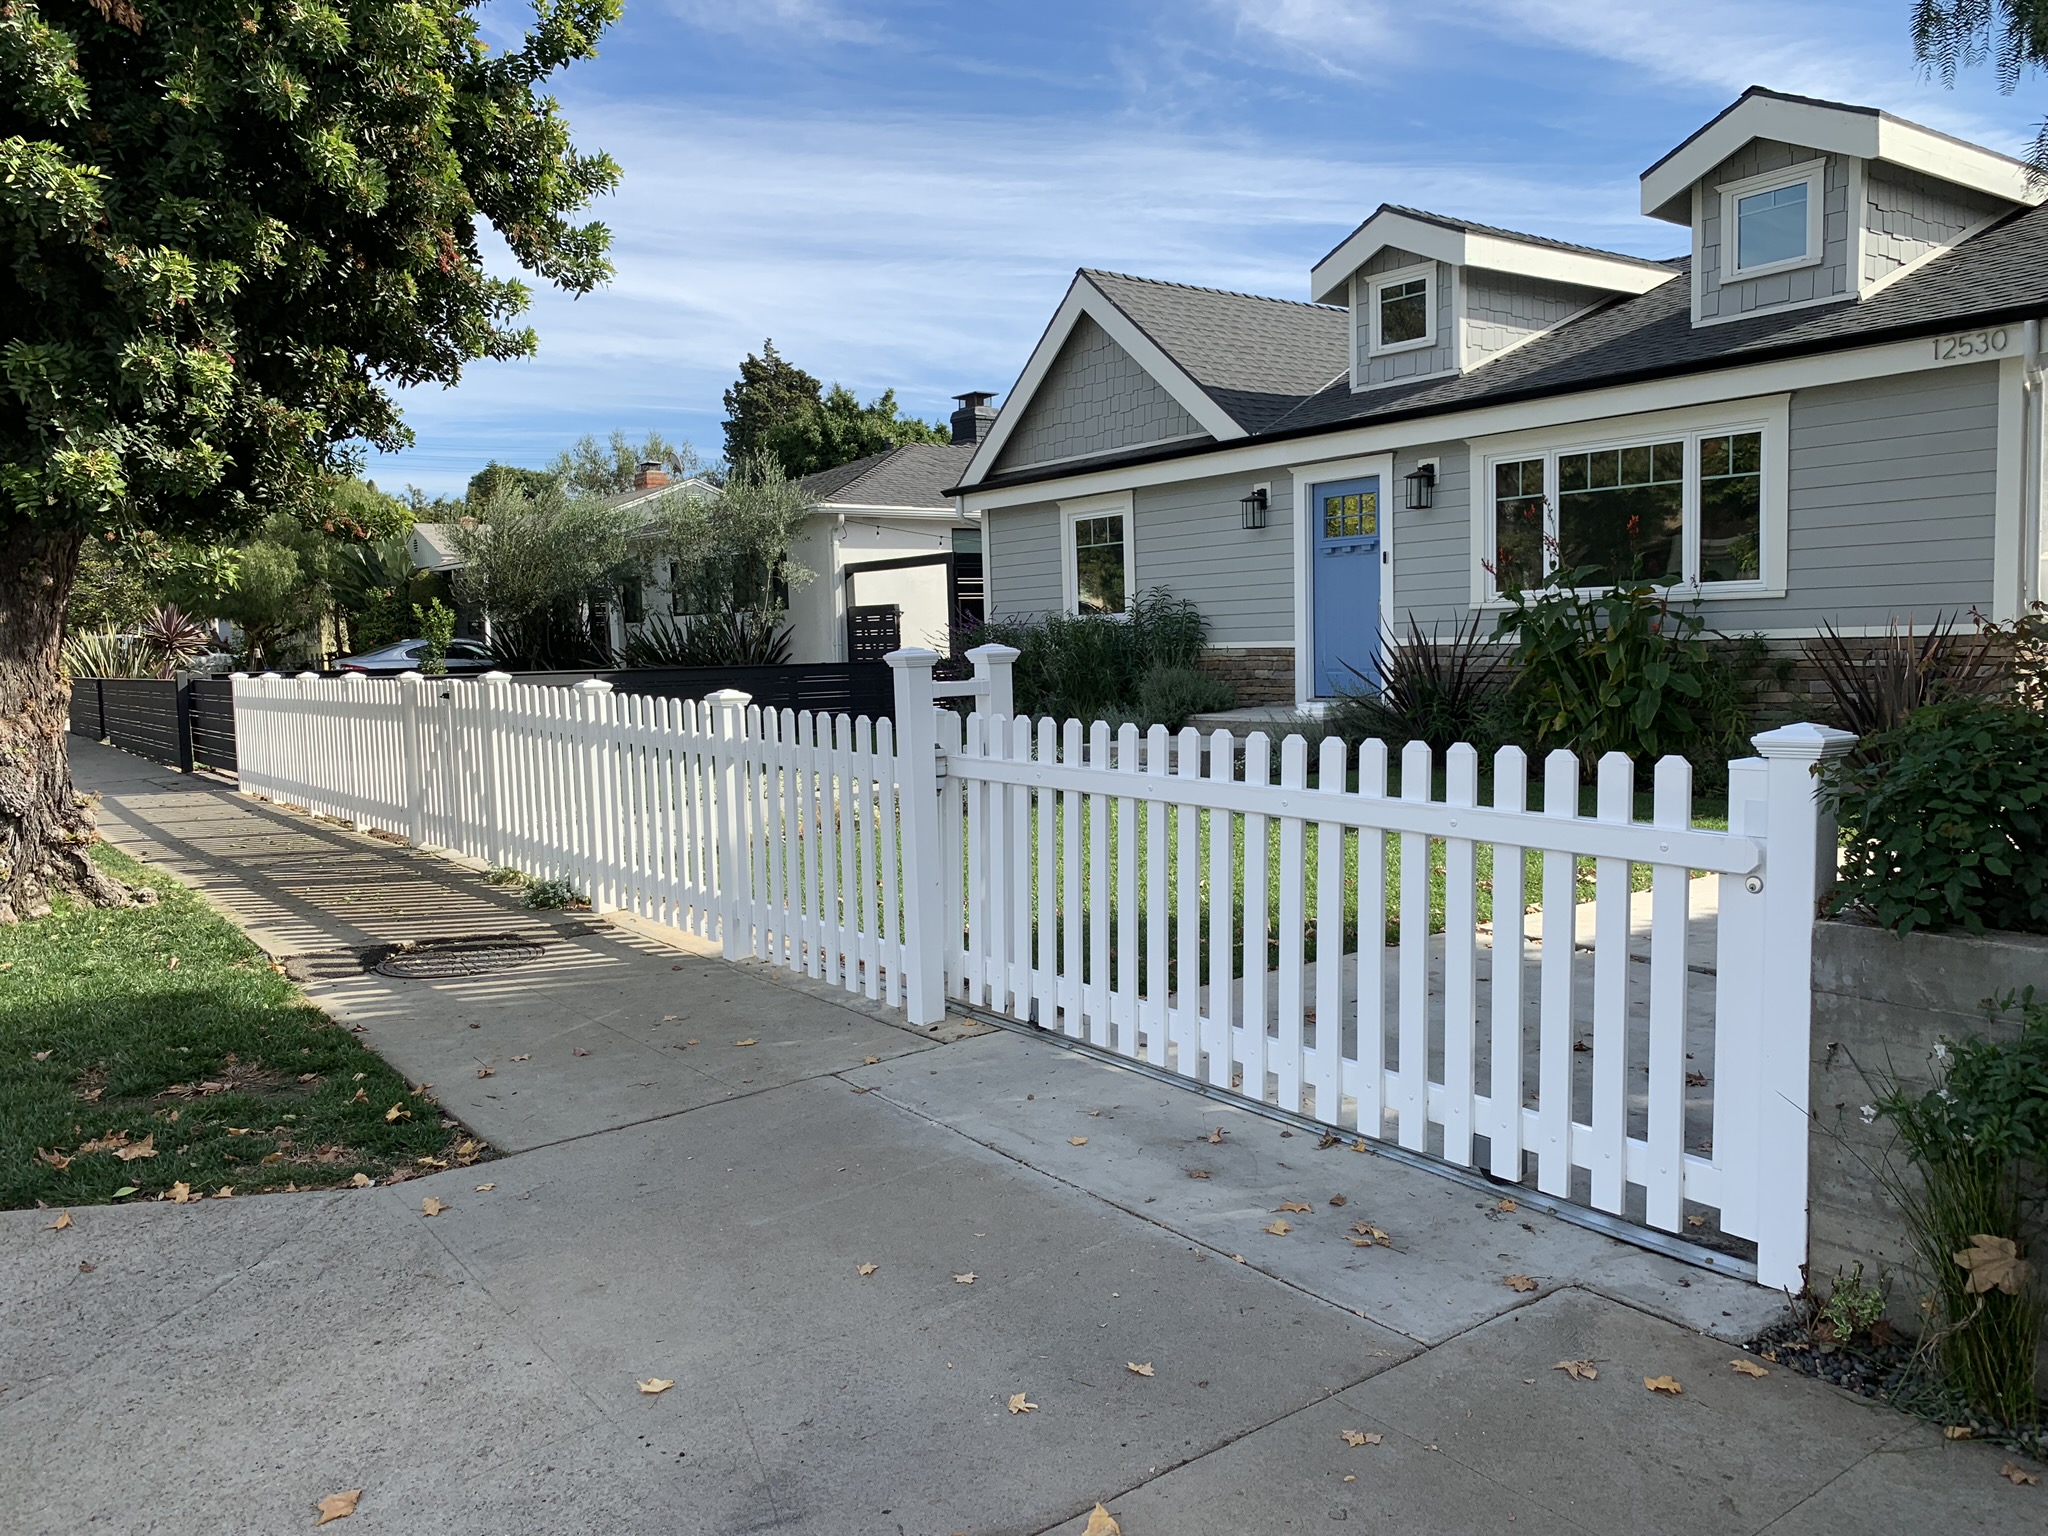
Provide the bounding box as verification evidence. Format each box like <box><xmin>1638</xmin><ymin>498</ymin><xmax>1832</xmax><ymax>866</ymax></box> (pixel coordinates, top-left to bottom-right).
<box><xmin>373</xmin><ymin>935</ymin><xmax>546</xmax><ymax>979</ymax></box>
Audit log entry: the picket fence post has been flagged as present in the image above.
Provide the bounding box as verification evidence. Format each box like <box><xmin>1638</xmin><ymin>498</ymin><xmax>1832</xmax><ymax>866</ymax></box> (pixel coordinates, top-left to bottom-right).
<box><xmin>887</xmin><ymin>647</ymin><xmax>947</xmax><ymax>1026</ymax></box>
<box><xmin>398</xmin><ymin>671</ymin><xmax>428</xmax><ymax>848</ymax></box>
<box><xmin>572</xmin><ymin>678</ymin><xmax>614</xmax><ymax>911</ymax></box>
<box><xmin>963</xmin><ymin>643</ymin><xmax>1019</xmax><ymax>719</ymax></box>
<box><xmin>1748</xmin><ymin>721</ymin><xmax>1857</xmax><ymax>1293</ymax></box>
<box><xmin>708</xmin><ymin>688</ymin><xmax>751</xmax><ymax>960</ymax></box>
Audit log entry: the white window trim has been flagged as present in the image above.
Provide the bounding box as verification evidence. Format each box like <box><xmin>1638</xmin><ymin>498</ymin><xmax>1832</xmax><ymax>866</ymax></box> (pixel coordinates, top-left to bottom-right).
<box><xmin>1466</xmin><ymin>395</ymin><xmax>1791</xmax><ymax>608</ymax></box>
<box><xmin>1718</xmin><ymin>158</ymin><xmax>1827</xmax><ymax>282</ymax></box>
<box><xmin>1362</xmin><ymin>262</ymin><xmax>1437</xmax><ymax>359</ymax></box>
<box><xmin>1058</xmin><ymin>490</ymin><xmax>1134</xmax><ymax>616</ymax></box>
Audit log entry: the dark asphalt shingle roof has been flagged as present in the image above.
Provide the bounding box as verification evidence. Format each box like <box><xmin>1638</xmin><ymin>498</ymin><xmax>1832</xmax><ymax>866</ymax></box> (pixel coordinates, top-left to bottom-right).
<box><xmin>962</xmin><ymin>201</ymin><xmax>2048</xmax><ymax>492</ymax></box>
<box><xmin>801</xmin><ymin>442</ymin><xmax>975</xmax><ymax>509</ymax></box>
<box><xmin>1082</xmin><ymin>270</ymin><xmax>1351</xmax><ymax>433</ymax></box>
<box><xmin>1313</xmin><ymin>204</ymin><xmax>1677</xmax><ymax>276</ymax></box>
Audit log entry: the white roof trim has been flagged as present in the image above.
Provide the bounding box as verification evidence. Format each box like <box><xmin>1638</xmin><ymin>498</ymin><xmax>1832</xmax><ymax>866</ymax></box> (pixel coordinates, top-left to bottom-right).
<box><xmin>957</xmin><ymin>274</ymin><xmax>1242</xmax><ymax>489</ymax></box>
<box><xmin>1309</xmin><ymin>208</ymin><xmax>1672</xmax><ymax>306</ymax></box>
<box><xmin>1640</xmin><ymin>92</ymin><xmax>2040</xmax><ymax>223</ymax></box>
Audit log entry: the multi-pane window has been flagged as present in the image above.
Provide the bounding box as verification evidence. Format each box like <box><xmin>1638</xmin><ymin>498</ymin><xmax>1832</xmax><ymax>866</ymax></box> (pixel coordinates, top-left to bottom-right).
<box><xmin>1735</xmin><ymin>182</ymin><xmax>1808</xmax><ymax>271</ymax></box>
<box><xmin>1377</xmin><ymin>277</ymin><xmax>1430</xmax><ymax>348</ymax></box>
<box><xmin>1698</xmin><ymin>432</ymin><xmax>1763</xmax><ymax>582</ymax></box>
<box><xmin>1072</xmin><ymin>513</ymin><xmax>1127</xmax><ymax>615</ymax></box>
<box><xmin>1322</xmin><ymin>490</ymin><xmax>1377</xmax><ymax>538</ymax></box>
<box><xmin>1487</xmin><ymin>428</ymin><xmax>1765</xmax><ymax>596</ymax></box>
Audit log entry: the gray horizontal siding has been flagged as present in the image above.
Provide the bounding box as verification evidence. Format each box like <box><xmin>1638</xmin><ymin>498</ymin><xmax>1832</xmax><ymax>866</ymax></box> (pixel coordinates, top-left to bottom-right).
<box><xmin>1389</xmin><ymin>443</ymin><xmax>1472</xmax><ymax>633</ymax></box>
<box><xmin>986</xmin><ymin>501</ymin><xmax>1062</xmax><ymax>620</ymax></box>
<box><xmin>1133</xmin><ymin>472</ymin><xmax>1294</xmax><ymax>646</ymax></box>
<box><xmin>1700</xmin><ymin>361</ymin><xmax>1999</xmax><ymax>631</ymax></box>
<box><xmin>992</xmin><ymin>316</ymin><xmax>1204</xmax><ymax>473</ymax></box>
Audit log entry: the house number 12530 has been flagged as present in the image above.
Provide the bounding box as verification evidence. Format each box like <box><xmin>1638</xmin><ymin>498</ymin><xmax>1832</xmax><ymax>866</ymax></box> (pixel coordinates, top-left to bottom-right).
<box><xmin>1932</xmin><ymin>328</ymin><xmax>2011</xmax><ymax>361</ymax></box>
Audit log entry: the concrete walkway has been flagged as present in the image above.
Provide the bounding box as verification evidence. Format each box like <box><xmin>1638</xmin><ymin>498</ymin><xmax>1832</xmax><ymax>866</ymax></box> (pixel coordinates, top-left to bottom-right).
<box><xmin>0</xmin><ymin>743</ymin><xmax>2038</xmax><ymax>1534</ymax></box>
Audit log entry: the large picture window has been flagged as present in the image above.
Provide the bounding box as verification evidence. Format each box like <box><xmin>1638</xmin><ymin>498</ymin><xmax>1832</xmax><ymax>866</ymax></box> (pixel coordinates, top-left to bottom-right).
<box><xmin>1484</xmin><ymin>426</ymin><xmax>1765</xmax><ymax>597</ymax></box>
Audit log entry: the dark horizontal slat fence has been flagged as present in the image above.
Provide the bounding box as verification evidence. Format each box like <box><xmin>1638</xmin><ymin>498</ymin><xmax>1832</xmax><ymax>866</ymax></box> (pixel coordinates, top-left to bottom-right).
<box><xmin>68</xmin><ymin>676</ymin><xmax>238</xmax><ymax>775</ymax></box>
<box><xmin>100</xmin><ymin>679</ymin><xmax>187</xmax><ymax>769</ymax></box>
<box><xmin>516</xmin><ymin>663</ymin><xmax>896</xmax><ymax>720</ymax></box>
<box><xmin>187</xmin><ymin>678</ymin><xmax>238</xmax><ymax>773</ymax></box>
<box><xmin>67</xmin><ymin>678</ymin><xmax>105</xmax><ymax>741</ymax></box>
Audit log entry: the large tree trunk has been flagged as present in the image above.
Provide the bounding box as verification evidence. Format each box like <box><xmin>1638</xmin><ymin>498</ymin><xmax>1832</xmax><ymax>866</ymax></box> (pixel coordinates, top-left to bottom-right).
<box><xmin>0</xmin><ymin>520</ymin><xmax>129</xmax><ymax>923</ymax></box>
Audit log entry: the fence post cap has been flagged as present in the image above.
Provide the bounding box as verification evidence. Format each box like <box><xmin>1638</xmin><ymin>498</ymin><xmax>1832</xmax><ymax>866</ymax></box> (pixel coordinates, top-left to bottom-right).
<box><xmin>297</xmin><ymin>670</ymin><xmax>321</xmax><ymax>680</ymax></box>
<box><xmin>397</xmin><ymin>669</ymin><xmax>424</xmax><ymax>682</ymax></box>
<box><xmin>704</xmin><ymin>687</ymin><xmax>752</xmax><ymax>705</ymax></box>
<box><xmin>259</xmin><ymin>671</ymin><xmax>281</xmax><ymax>680</ymax></box>
<box><xmin>884</xmin><ymin>646</ymin><xmax>942</xmax><ymax>670</ymax></box>
<box><xmin>480</xmin><ymin>670</ymin><xmax>513</xmax><ymax>684</ymax></box>
<box><xmin>963</xmin><ymin>642</ymin><xmax>1021</xmax><ymax>663</ymax></box>
<box><xmin>1751</xmin><ymin>722</ymin><xmax>1858</xmax><ymax>761</ymax></box>
<box><xmin>228</xmin><ymin>671</ymin><xmax>249</xmax><ymax>680</ymax></box>
<box><xmin>571</xmin><ymin>677</ymin><xmax>614</xmax><ymax>694</ymax></box>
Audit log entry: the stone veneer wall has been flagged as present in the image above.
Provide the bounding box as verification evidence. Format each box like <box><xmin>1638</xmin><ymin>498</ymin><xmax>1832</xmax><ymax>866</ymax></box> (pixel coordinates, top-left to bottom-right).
<box><xmin>1809</xmin><ymin>918</ymin><xmax>2048</xmax><ymax>1382</ymax></box>
<box><xmin>1198</xmin><ymin>647</ymin><xmax>1295</xmax><ymax>707</ymax></box>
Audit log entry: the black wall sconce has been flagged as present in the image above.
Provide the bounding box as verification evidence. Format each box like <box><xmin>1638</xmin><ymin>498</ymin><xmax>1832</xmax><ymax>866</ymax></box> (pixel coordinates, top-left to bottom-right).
<box><xmin>1404</xmin><ymin>462</ymin><xmax>1437</xmax><ymax>511</ymax></box>
<box><xmin>1239</xmin><ymin>486</ymin><xmax>1270</xmax><ymax>530</ymax></box>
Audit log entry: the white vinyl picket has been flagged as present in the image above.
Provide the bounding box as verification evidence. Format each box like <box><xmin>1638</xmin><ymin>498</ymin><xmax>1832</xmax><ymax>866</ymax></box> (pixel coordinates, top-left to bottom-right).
<box><xmin>230</xmin><ymin>652</ymin><xmax>1853</xmax><ymax>1293</ymax></box>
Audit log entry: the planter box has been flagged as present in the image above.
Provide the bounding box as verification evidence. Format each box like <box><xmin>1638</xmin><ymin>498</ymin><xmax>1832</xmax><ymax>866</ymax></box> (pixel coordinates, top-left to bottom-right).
<box><xmin>1809</xmin><ymin>917</ymin><xmax>2048</xmax><ymax>1380</ymax></box>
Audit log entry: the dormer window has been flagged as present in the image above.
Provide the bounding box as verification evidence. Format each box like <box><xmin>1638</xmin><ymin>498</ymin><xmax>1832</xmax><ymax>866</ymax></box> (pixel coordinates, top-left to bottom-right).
<box><xmin>1719</xmin><ymin>160</ymin><xmax>1826</xmax><ymax>278</ymax></box>
<box><xmin>1367</xmin><ymin>263</ymin><xmax>1435</xmax><ymax>354</ymax></box>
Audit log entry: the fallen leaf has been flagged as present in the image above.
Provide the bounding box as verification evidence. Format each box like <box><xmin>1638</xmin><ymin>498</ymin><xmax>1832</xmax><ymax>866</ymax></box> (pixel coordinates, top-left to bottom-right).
<box><xmin>167</xmin><ymin>1182</ymin><xmax>195</xmax><ymax>1204</ymax></box>
<box><xmin>78</xmin><ymin>1260</ymin><xmax>94</xmax><ymax>1273</ymax></box>
<box><xmin>1644</xmin><ymin>1375</ymin><xmax>1684</xmax><ymax>1395</ymax></box>
<box><xmin>1944</xmin><ymin>1425</ymin><xmax>1974</xmax><ymax>1441</ymax></box>
<box><xmin>416</xmin><ymin>1156</ymin><xmax>448</xmax><ymax>1169</ymax></box>
<box><xmin>1686</xmin><ymin>1215</ymin><xmax>1707</xmax><ymax>1227</ymax></box>
<box><xmin>1955</xmin><ymin>1234</ymin><xmax>2034</xmax><ymax>1297</ymax></box>
<box><xmin>475</xmin><ymin>1183</ymin><xmax>496</xmax><ymax>1192</ymax></box>
<box><xmin>47</xmin><ymin>1211</ymin><xmax>72</xmax><ymax>1231</ymax></box>
<box><xmin>76</xmin><ymin>1131</ymin><xmax>129</xmax><ymax>1155</ymax></box>
<box><xmin>1496</xmin><ymin>1198</ymin><xmax>1518</xmax><ymax>1214</ymax></box>
<box><xmin>1230</xmin><ymin>1254</ymin><xmax>1246</xmax><ymax>1263</ymax></box>
<box><xmin>1263</xmin><ymin>1219</ymin><xmax>1292</xmax><ymax>1236</ymax></box>
<box><xmin>298</xmin><ymin>1072</ymin><xmax>318</xmax><ymax>1083</ymax></box>
<box><xmin>113</xmin><ymin>1134</ymin><xmax>156</xmax><ymax>1162</ymax></box>
<box><xmin>32</xmin><ymin>1050</ymin><xmax>51</xmax><ymax>1062</ymax></box>
<box><xmin>1328</xmin><ymin>1194</ymin><xmax>1348</xmax><ymax>1207</ymax></box>
<box><xmin>384</xmin><ymin>1105</ymin><xmax>410</xmax><ymax>1123</ymax></box>
<box><xmin>421</xmin><ymin>1197</ymin><xmax>446</xmax><ymax>1218</ymax></box>
<box><xmin>1068</xmin><ymin>1136</ymin><xmax>1089</xmax><ymax>1146</ymax></box>
<box><xmin>1186</xmin><ymin>1169</ymin><xmax>1211</xmax><ymax>1179</ymax></box>
<box><xmin>572</xmin><ymin>1047</ymin><xmax>590</xmax><ymax>1057</ymax></box>
<box><xmin>351</xmin><ymin>1089</ymin><xmax>369</xmax><ymax>1104</ymax></box>
<box><xmin>349</xmin><ymin>1172</ymin><xmax>373</xmax><ymax>1188</ymax></box>
<box><xmin>1125</xmin><ymin>1361</ymin><xmax>1154</xmax><ymax>1377</ymax></box>
<box><xmin>863</xmin><ymin>1056</ymin><xmax>881</xmax><ymax>1065</ymax></box>
<box><xmin>1339</xmin><ymin>1430</ymin><xmax>1382</xmax><ymax>1447</ymax></box>
<box><xmin>1999</xmin><ymin>1461</ymin><xmax>2040</xmax><ymax>1486</ymax></box>
<box><xmin>1207</xmin><ymin>1127</ymin><xmax>1226</xmax><ymax>1144</ymax></box>
<box><xmin>511</xmin><ymin>1054</ymin><xmax>532</xmax><ymax>1062</ymax></box>
<box><xmin>476</xmin><ymin>1066</ymin><xmax>495</xmax><ymax>1079</ymax></box>
<box><xmin>857</xmin><ymin>1262</ymin><xmax>879</xmax><ymax>1276</ymax></box>
<box><xmin>734</xmin><ymin>1039</ymin><xmax>757</xmax><ymax>1048</ymax></box>
<box><xmin>34</xmin><ymin>1148</ymin><xmax>70</xmax><ymax>1170</ymax></box>
<box><xmin>1006</xmin><ymin>1392</ymin><xmax>1036</xmax><ymax>1414</ymax></box>
<box><xmin>214</xmin><ymin>1186</ymin><xmax>234</xmax><ymax>1199</ymax></box>
<box><xmin>1553</xmin><ymin>1359</ymin><xmax>1598</xmax><ymax>1381</ymax></box>
<box><xmin>1081</xmin><ymin>1503</ymin><xmax>1121</xmax><ymax>1536</ymax></box>
<box><xmin>315</xmin><ymin>1489</ymin><xmax>361</xmax><ymax>1525</ymax></box>
<box><xmin>954</xmin><ymin>1272</ymin><xmax>977</xmax><ymax>1285</ymax></box>
<box><xmin>1730</xmin><ymin>1359</ymin><xmax>1769</xmax><ymax>1378</ymax></box>
<box><xmin>1275</xmin><ymin>1201</ymin><xmax>1313</xmax><ymax>1213</ymax></box>
<box><xmin>637</xmin><ymin>1378</ymin><xmax>675</xmax><ymax>1395</ymax></box>
<box><xmin>1505</xmin><ymin>1274</ymin><xmax>1539</xmax><ymax>1293</ymax></box>
<box><xmin>227</xmin><ymin>1127</ymin><xmax>250</xmax><ymax>1136</ymax></box>
<box><xmin>111</xmin><ymin>1185</ymin><xmax>136</xmax><ymax>1198</ymax></box>
<box><xmin>167</xmin><ymin>956</ymin><xmax>178</xmax><ymax>970</ymax></box>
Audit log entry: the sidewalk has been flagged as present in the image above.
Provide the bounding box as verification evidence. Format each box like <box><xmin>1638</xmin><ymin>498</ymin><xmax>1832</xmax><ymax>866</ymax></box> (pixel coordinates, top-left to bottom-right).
<box><xmin>0</xmin><ymin>742</ymin><xmax>2035</xmax><ymax>1534</ymax></box>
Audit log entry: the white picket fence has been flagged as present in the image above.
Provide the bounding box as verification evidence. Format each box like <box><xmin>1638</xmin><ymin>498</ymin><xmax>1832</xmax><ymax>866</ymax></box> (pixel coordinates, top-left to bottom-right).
<box><xmin>230</xmin><ymin>653</ymin><xmax>1852</xmax><ymax>1290</ymax></box>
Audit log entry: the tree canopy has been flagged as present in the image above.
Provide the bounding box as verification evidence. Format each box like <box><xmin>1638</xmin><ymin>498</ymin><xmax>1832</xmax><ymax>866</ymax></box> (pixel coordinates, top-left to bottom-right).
<box><xmin>1914</xmin><ymin>0</ymin><xmax>2048</xmax><ymax>171</ymax></box>
<box><xmin>721</xmin><ymin>341</ymin><xmax>948</xmax><ymax>480</ymax></box>
<box><xmin>551</xmin><ymin>430</ymin><xmax>706</xmax><ymax>495</ymax></box>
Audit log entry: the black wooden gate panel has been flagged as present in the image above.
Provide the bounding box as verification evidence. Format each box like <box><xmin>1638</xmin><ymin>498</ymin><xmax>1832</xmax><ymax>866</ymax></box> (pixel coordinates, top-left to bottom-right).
<box><xmin>847</xmin><ymin>605</ymin><xmax>902</xmax><ymax>665</ymax></box>
<box><xmin>187</xmin><ymin>678</ymin><xmax>238</xmax><ymax>772</ymax></box>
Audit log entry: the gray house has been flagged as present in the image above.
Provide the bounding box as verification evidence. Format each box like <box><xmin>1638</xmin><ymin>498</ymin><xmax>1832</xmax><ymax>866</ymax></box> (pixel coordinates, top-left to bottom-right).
<box><xmin>949</xmin><ymin>88</ymin><xmax>2048</xmax><ymax>706</ymax></box>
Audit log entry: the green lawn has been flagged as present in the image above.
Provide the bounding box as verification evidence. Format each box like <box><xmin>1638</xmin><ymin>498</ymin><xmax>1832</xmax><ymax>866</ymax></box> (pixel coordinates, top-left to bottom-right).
<box><xmin>0</xmin><ymin>844</ymin><xmax>482</xmax><ymax>1211</ymax></box>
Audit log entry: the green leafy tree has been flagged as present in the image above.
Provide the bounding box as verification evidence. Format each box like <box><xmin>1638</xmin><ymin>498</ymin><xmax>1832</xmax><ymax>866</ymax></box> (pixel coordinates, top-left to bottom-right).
<box><xmin>1</xmin><ymin>0</ymin><xmax>620</xmax><ymax>920</ymax></box>
<box><xmin>767</xmin><ymin>384</ymin><xmax>950</xmax><ymax>479</ymax></box>
<box><xmin>450</xmin><ymin>478</ymin><xmax>640</xmax><ymax>667</ymax></box>
<box><xmin>466</xmin><ymin>462</ymin><xmax>562</xmax><ymax>504</ymax></box>
<box><xmin>659</xmin><ymin>453</ymin><xmax>815</xmax><ymax>619</ymax></box>
<box><xmin>721</xmin><ymin>340</ymin><xmax>823</xmax><ymax>466</ymax></box>
<box><xmin>1914</xmin><ymin>1</ymin><xmax>2048</xmax><ymax>172</ymax></box>
<box><xmin>550</xmin><ymin>429</ymin><xmax>706</xmax><ymax>495</ymax></box>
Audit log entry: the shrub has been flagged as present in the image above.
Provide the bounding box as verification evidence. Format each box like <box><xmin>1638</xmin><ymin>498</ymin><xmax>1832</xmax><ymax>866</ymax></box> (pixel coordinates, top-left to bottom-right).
<box><xmin>621</xmin><ymin>611</ymin><xmax>793</xmax><ymax>668</ymax></box>
<box><xmin>1825</xmin><ymin>695</ymin><xmax>2048</xmax><ymax>935</ymax></box>
<box><xmin>1805</xmin><ymin>614</ymin><xmax>2005</xmax><ymax>736</ymax></box>
<box><xmin>1328</xmin><ymin>612</ymin><xmax>1510</xmax><ymax>755</ymax></box>
<box><xmin>1135</xmin><ymin>665</ymin><xmax>1235</xmax><ymax>729</ymax></box>
<box><xmin>412</xmin><ymin>599</ymin><xmax>456</xmax><ymax>676</ymax></box>
<box><xmin>1492</xmin><ymin>572</ymin><xmax>1760</xmax><ymax>776</ymax></box>
<box><xmin>523</xmin><ymin>877</ymin><xmax>585</xmax><ymax>910</ymax></box>
<box><xmin>961</xmin><ymin>588</ymin><xmax>1210</xmax><ymax>722</ymax></box>
<box><xmin>1871</xmin><ymin>993</ymin><xmax>2048</xmax><ymax>1426</ymax></box>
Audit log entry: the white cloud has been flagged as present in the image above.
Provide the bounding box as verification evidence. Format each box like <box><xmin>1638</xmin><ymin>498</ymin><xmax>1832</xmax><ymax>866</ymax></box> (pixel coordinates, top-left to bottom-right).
<box><xmin>662</xmin><ymin>0</ymin><xmax>887</xmax><ymax>45</ymax></box>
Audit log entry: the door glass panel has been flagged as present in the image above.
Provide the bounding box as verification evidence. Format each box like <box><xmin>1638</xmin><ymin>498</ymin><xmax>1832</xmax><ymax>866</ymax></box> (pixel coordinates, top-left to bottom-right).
<box><xmin>1322</xmin><ymin>491</ymin><xmax>1377</xmax><ymax>538</ymax></box>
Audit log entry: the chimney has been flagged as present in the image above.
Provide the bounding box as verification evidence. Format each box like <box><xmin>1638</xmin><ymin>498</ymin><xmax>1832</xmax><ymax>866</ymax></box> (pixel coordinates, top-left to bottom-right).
<box><xmin>950</xmin><ymin>391</ymin><xmax>998</xmax><ymax>446</ymax></box>
<box><xmin>633</xmin><ymin>461</ymin><xmax>670</xmax><ymax>491</ymax></box>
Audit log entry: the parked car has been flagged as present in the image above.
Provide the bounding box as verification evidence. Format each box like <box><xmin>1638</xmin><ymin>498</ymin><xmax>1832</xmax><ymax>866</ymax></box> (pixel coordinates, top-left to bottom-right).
<box><xmin>335</xmin><ymin>638</ymin><xmax>498</xmax><ymax>677</ymax></box>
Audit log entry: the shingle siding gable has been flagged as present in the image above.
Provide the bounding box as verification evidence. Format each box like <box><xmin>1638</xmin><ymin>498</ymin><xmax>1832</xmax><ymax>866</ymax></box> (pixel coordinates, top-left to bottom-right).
<box><xmin>991</xmin><ymin>314</ymin><xmax>1206</xmax><ymax>473</ymax></box>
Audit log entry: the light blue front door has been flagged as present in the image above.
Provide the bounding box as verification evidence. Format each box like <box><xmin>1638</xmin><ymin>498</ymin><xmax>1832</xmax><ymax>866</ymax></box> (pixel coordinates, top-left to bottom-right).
<box><xmin>1311</xmin><ymin>476</ymin><xmax>1382</xmax><ymax>696</ymax></box>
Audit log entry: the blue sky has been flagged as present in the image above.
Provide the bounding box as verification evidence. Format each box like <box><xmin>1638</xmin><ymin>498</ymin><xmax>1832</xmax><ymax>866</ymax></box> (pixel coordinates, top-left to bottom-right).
<box><xmin>369</xmin><ymin>0</ymin><xmax>2048</xmax><ymax>496</ymax></box>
